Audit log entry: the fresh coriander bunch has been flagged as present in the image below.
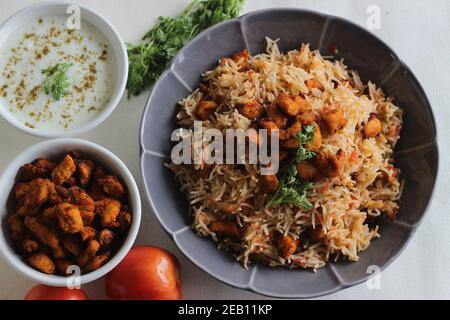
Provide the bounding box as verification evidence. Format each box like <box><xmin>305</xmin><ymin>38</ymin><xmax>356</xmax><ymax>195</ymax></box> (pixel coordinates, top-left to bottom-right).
<box><xmin>126</xmin><ymin>0</ymin><xmax>245</xmax><ymax>97</ymax></box>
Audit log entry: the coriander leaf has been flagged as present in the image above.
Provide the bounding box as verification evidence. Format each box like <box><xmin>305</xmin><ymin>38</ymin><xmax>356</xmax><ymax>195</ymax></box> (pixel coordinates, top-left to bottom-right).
<box><xmin>295</xmin><ymin>124</ymin><xmax>316</xmax><ymax>162</ymax></box>
<box><xmin>296</xmin><ymin>147</ymin><xmax>316</xmax><ymax>162</ymax></box>
<box><xmin>126</xmin><ymin>0</ymin><xmax>245</xmax><ymax>97</ymax></box>
<box><xmin>266</xmin><ymin>125</ymin><xmax>318</xmax><ymax>210</ymax></box>
<box><xmin>298</xmin><ymin>124</ymin><xmax>315</xmax><ymax>144</ymax></box>
<box><xmin>265</xmin><ymin>166</ymin><xmax>313</xmax><ymax>210</ymax></box>
<box><xmin>41</xmin><ymin>62</ymin><xmax>73</xmax><ymax>100</ymax></box>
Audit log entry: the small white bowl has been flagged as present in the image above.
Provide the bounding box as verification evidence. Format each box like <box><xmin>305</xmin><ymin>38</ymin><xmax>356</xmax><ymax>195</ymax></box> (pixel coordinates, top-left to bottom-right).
<box><xmin>0</xmin><ymin>138</ymin><xmax>141</xmax><ymax>286</ymax></box>
<box><xmin>0</xmin><ymin>1</ymin><xmax>128</xmax><ymax>138</ymax></box>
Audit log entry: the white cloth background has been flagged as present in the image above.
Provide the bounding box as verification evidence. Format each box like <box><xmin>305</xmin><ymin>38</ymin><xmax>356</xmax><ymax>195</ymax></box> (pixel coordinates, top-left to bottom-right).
<box><xmin>0</xmin><ymin>0</ymin><xmax>448</xmax><ymax>299</ymax></box>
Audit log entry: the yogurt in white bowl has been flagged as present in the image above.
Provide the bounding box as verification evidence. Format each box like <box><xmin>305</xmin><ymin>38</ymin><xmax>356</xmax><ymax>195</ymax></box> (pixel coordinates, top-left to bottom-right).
<box><xmin>0</xmin><ymin>1</ymin><xmax>128</xmax><ymax>138</ymax></box>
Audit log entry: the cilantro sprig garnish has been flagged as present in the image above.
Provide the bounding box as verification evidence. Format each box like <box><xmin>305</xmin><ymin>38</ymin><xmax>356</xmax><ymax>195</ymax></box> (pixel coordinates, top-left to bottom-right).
<box><xmin>266</xmin><ymin>165</ymin><xmax>313</xmax><ymax>209</ymax></box>
<box><xmin>295</xmin><ymin>124</ymin><xmax>316</xmax><ymax>162</ymax></box>
<box><xmin>41</xmin><ymin>62</ymin><xmax>73</xmax><ymax>100</ymax></box>
<box><xmin>266</xmin><ymin>125</ymin><xmax>317</xmax><ymax>210</ymax></box>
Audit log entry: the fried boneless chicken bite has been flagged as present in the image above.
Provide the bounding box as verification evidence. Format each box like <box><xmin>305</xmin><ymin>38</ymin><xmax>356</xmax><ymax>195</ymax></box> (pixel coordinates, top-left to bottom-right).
<box><xmin>230</xmin><ymin>49</ymin><xmax>250</xmax><ymax>70</ymax></box>
<box><xmin>297</xmin><ymin>161</ymin><xmax>322</xmax><ymax>182</ymax></box>
<box><xmin>22</xmin><ymin>178</ymin><xmax>54</xmax><ymax>207</ymax></box>
<box><xmin>321</xmin><ymin>107</ymin><xmax>347</xmax><ymax>135</ymax></box>
<box><xmin>62</xmin><ymin>234</ymin><xmax>82</xmax><ymax>257</ymax></box>
<box><xmin>67</xmin><ymin>187</ymin><xmax>95</xmax><ymax>211</ymax></box>
<box><xmin>80</xmin><ymin>226</ymin><xmax>97</xmax><ymax>241</ymax></box>
<box><xmin>78</xmin><ymin>239</ymin><xmax>101</xmax><ymax>266</ymax></box>
<box><xmin>8</xmin><ymin>214</ymin><xmax>25</xmax><ymax>241</ymax></box>
<box><xmin>96</xmin><ymin>198</ymin><xmax>122</xmax><ymax>227</ymax></box>
<box><xmin>27</xmin><ymin>252</ymin><xmax>55</xmax><ymax>274</ymax></box>
<box><xmin>117</xmin><ymin>210</ymin><xmax>132</xmax><ymax>231</ymax></box>
<box><xmin>260</xmin><ymin>174</ymin><xmax>280</xmax><ymax>193</ymax></box>
<box><xmin>237</xmin><ymin>99</ymin><xmax>265</xmax><ymax>120</ymax></box>
<box><xmin>18</xmin><ymin>164</ymin><xmax>48</xmax><ymax>182</ymax></box>
<box><xmin>33</xmin><ymin>158</ymin><xmax>56</xmax><ymax>171</ymax></box>
<box><xmin>15</xmin><ymin>179</ymin><xmax>51</xmax><ymax>218</ymax></box>
<box><xmin>51</xmin><ymin>154</ymin><xmax>76</xmax><ymax>185</ymax></box>
<box><xmin>15</xmin><ymin>182</ymin><xmax>30</xmax><ymax>201</ymax></box>
<box><xmin>57</xmin><ymin>203</ymin><xmax>84</xmax><ymax>234</ymax></box>
<box><xmin>195</xmin><ymin>100</ymin><xmax>218</xmax><ymax>120</ymax></box>
<box><xmin>16</xmin><ymin>158</ymin><xmax>55</xmax><ymax>183</ymax></box>
<box><xmin>278</xmin><ymin>235</ymin><xmax>298</xmax><ymax>259</ymax></box>
<box><xmin>24</xmin><ymin>216</ymin><xmax>60</xmax><ymax>250</ymax></box>
<box><xmin>363</xmin><ymin>113</ymin><xmax>382</xmax><ymax>138</ymax></box>
<box><xmin>98</xmin><ymin>229</ymin><xmax>114</xmax><ymax>247</ymax></box>
<box><xmin>23</xmin><ymin>237</ymin><xmax>39</xmax><ymax>253</ymax></box>
<box><xmin>76</xmin><ymin>160</ymin><xmax>95</xmax><ymax>187</ymax></box>
<box><xmin>278</xmin><ymin>93</ymin><xmax>307</xmax><ymax>116</ymax></box>
<box><xmin>6</xmin><ymin>152</ymin><xmax>132</xmax><ymax>276</ymax></box>
<box><xmin>210</xmin><ymin>221</ymin><xmax>242</xmax><ymax>241</ymax></box>
<box><xmin>314</xmin><ymin>149</ymin><xmax>346</xmax><ymax>178</ymax></box>
<box><xmin>266</xmin><ymin>104</ymin><xmax>288</xmax><ymax>128</ymax></box>
<box><xmin>82</xmin><ymin>252</ymin><xmax>110</xmax><ymax>273</ymax></box>
<box><xmin>306</xmin><ymin>79</ymin><xmax>324</xmax><ymax>91</ymax></box>
<box><xmin>55</xmin><ymin>259</ymin><xmax>74</xmax><ymax>275</ymax></box>
<box><xmin>97</xmin><ymin>176</ymin><xmax>125</xmax><ymax>199</ymax></box>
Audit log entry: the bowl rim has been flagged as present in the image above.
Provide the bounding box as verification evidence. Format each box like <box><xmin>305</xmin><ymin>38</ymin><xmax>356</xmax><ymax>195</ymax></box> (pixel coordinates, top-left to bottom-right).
<box><xmin>0</xmin><ymin>0</ymin><xmax>128</xmax><ymax>139</ymax></box>
<box><xmin>0</xmin><ymin>138</ymin><xmax>141</xmax><ymax>286</ymax></box>
<box><xmin>139</xmin><ymin>7</ymin><xmax>439</xmax><ymax>298</ymax></box>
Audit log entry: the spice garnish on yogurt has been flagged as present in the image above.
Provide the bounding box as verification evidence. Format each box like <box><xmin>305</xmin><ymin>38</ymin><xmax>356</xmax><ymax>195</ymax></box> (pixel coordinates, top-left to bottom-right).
<box><xmin>0</xmin><ymin>16</ymin><xmax>113</xmax><ymax>131</ymax></box>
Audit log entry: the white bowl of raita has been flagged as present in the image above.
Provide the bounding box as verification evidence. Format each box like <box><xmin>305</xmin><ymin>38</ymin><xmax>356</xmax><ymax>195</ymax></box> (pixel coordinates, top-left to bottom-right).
<box><xmin>0</xmin><ymin>1</ymin><xmax>128</xmax><ymax>138</ymax></box>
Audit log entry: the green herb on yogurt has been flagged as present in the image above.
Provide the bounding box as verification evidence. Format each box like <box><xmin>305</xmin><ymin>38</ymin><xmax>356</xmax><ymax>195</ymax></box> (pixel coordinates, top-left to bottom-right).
<box><xmin>41</xmin><ymin>62</ymin><xmax>73</xmax><ymax>100</ymax></box>
<box><xmin>126</xmin><ymin>0</ymin><xmax>245</xmax><ymax>97</ymax></box>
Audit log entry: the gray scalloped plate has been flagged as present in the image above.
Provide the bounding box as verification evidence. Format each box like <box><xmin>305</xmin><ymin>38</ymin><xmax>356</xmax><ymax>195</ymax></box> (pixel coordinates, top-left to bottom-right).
<box><xmin>139</xmin><ymin>8</ymin><xmax>438</xmax><ymax>298</ymax></box>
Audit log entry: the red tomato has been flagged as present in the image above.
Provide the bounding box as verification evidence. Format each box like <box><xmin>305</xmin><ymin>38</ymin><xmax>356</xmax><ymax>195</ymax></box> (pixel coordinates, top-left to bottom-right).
<box><xmin>105</xmin><ymin>246</ymin><xmax>182</xmax><ymax>300</ymax></box>
<box><xmin>24</xmin><ymin>285</ymin><xmax>88</xmax><ymax>300</ymax></box>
